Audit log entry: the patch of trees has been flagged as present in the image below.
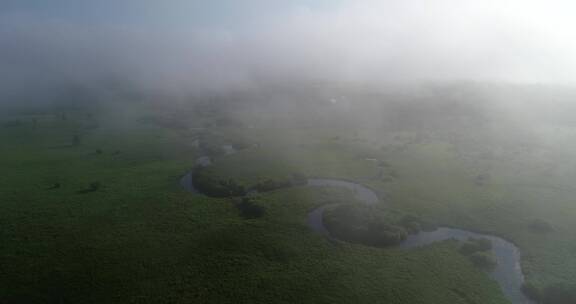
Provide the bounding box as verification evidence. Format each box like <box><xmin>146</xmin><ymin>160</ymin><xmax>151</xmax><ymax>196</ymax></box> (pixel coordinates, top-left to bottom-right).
<box><xmin>523</xmin><ymin>282</ymin><xmax>576</xmax><ymax>304</ymax></box>
<box><xmin>192</xmin><ymin>166</ymin><xmax>306</xmax><ymax>198</ymax></box>
<box><xmin>137</xmin><ymin>115</ymin><xmax>187</xmax><ymax>130</ymax></box>
<box><xmin>236</xmin><ymin>196</ymin><xmax>266</xmax><ymax>219</ymax></box>
<box><xmin>72</xmin><ymin>134</ymin><xmax>81</xmax><ymax>146</ymax></box>
<box><xmin>458</xmin><ymin>238</ymin><xmax>497</xmax><ymax>271</ymax></box>
<box><xmin>528</xmin><ymin>218</ymin><xmax>555</xmax><ymax>234</ymax></box>
<box><xmin>468</xmin><ymin>252</ymin><xmax>497</xmax><ymax>271</ymax></box>
<box><xmin>323</xmin><ymin>204</ymin><xmax>410</xmax><ymax>247</ymax></box>
<box><xmin>197</xmin><ymin>133</ymin><xmax>227</xmax><ymax>158</ymax></box>
<box><xmin>252</xmin><ymin>173</ymin><xmax>307</xmax><ymax>192</ymax></box>
<box><xmin>214</xmin><ymin>115</ymin><xmax>243</xmax><ymax>128</ymax></box>
<box><xmin>398</xmin><ymin>214</ymin><xmax>437</xmax><ymax>233</ymax></box>
<box><xmin>202</xmin><ymin>142</ymin><xmax>226</xmax><ymax>158</ymax></box>
<box><xmin>2</xmin><ymin>120</ymin><xmax>23</xmax><ymax>127</ymax></box>
<box><xmin>291</xmin><ymin>172</ymin><xmax>308</xmax><ymax>185</ymax></box>
<box><xmin>522</xmin><ymin>282</ymin><xmax>542</xmax><ymax>301</ymax></box>
<box><xmin>459</xmin><ymin>237</ymin><xmax>492</xmax><ymax>255</ymax></box>
<box><xmin>192</xmin><ymin>168</ymin><xmax>246</xmax><ymax>197</ymax></box>
<box><xmin>376</xmin><ymin>161</ymin><xmax>399</xmax><ymax>182</ymax></box>
<box><xmin>198</xmin><ymin>133</ymin><xmax>252</xmax><ymax>157</ymax></box>
<box><xmin>231</xmin><ymin>140</ymin><xmax>252</xmax><ymax>151</ymax></box>
<box><xmin>47</xmin><ymin>183</ymin><xmax>61</xmax><ymax>190</ymax></box>
<box><xmin>77</xmin><ymin>182</ymin><xmax>102</xmax><ymax>194</ymax></box>
<box><xmin>474</xmin><ymin>173</ymin><xmax>490</xmax><ymax>186</ymax></box>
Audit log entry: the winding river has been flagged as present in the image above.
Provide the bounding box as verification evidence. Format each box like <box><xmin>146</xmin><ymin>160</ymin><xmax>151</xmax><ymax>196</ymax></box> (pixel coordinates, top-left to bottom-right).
<box><xmin>181</xmin><ymin>153</ymin><xmax>533</xmax><ymax>304</ymax></box>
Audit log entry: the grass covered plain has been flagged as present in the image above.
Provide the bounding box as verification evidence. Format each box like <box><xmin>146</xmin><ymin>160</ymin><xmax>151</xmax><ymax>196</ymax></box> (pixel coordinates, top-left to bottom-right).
<box><xmin>205</xmin><ymin>119</ymin><xmax>576</xmax><ymax>297</ymax></box>
<box><xmin>0</xmin><ymin>105</ymin><xmax>512</xmax><ymax>303</ymax></box>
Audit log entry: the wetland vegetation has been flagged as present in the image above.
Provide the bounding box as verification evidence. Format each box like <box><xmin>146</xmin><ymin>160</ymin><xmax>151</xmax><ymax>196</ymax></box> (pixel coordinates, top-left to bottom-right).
<box><xmin>3</xmin><ymin>1</ymin><xmax>576</xmax><ymax>303</ymax></box>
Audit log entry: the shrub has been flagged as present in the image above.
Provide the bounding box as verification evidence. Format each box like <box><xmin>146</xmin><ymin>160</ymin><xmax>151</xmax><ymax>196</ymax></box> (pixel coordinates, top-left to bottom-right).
<box><xmin>324</xmin><ymin>204</ymin><xmax>408</xmax><ymax>247</ymax></box>
<box><xmin>474</xmin><ymin>173</ymin><xmax>490</xmax><ymax>186</ymax></box>
<box><xmin>47</xmin><ymin>183</ymin><xmax>61</xmax><ymax>190</ymax></box>
<box><xmin>541</xmin><ymin>283</ymin><xmax>576</xmax><ymax>304</ymax></box>
<box><xmin>458</xmin><ymin>238</ymin><xmax>496</xmax><ymax>271</ymax></box>
<box><xmin>252</xmin><ymin>173</ymin><xmax>308</xmax><ymax>192</ymax></box>
<box><xmin>290</xmin><ymin>172</ymin><xmax>308</xmax><ymax>186</ymax></box>
<box><xmin>192</xmin><ymin>168</ymin><xmax>246</xmax><ymax>197</ymax></box>
<box><xmin>236</xmin><ymin>197</ymin><xmax>266</xmax><ymax>219</ymax></box>
<box><xmin>231</xmin><ymin>140</ymin><xmax>251</xmax><ymax>150</ymax></box>
<box><xmin>253</xmin><ymin>178</ymin><xmax>292</xmax><ymax>192</ymax></box>
<box><xmin>398</xmin><ymin>214</ymin><xmax>437</xmax><ymax>233</ymax></box>
<box><xmin>402</xmin><ymin>221</ymin><xmax>422</xmax><ymax>234</ymax></box>
<box><xmin>2</xmin><ymin>120</ymin><xmax>22</xmax><ymax>127</ymax></box>
<box><xmin>399</xmin><ymin>215</ymin><xmax>422</xmax><ymax>233</ymax></box>
<box><xmin>201</xmin><ymin>143</ymin><xmax>225</xmax><ymax>158</ymax></box>
<box><xmin>459</xmin><ymin>238</ymin><xmax>493</xmax><ymax>255</ymax></box>
<box><xmin>76</xmin><ymin>181</ymin><xmax>102</xmax><ymax>194</ymax></box>
<box><xmin>468</xmin><ymin>252</ymin><xmax>497</xmax><ymax>271</ymax></box>
<box><xmin>89</xmin><ymin>182</ymin><xmax>101</xmax><ymax>191</ymax></box>
<box><xmin>522</xmin><ymin>282</ymin><xmax>542</xmax><ymax>302</ymax></box>
<box><xmin>72</xmin><ymin>134</ymin><xmax>81</xmax><ymax>146</ymax></box>
<box><xmin>528</xmin><ymin>218</ymin><xmax>555</xmax><ymax>234</ymax></box>
<box><xmin>137</xmin><ymin>115</ymin><xmax>187</xmax><ymax>129</ymax></box>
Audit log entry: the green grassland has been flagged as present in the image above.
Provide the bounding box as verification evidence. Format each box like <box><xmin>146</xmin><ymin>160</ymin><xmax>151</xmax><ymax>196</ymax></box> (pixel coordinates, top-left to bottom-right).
<box><xmin>205</xmin><ymin>120</ymin><xmax>576</xmax><ymax>294</ymax></box>
<box><xmin>0</xmin><ymin>103</ymin><xmax>514</xmax><ymax>303</ymax></box>
<box><xmin>5</xmin><ymin>96</ymin><xmax>576</xmax><ymax>303</ymax></box>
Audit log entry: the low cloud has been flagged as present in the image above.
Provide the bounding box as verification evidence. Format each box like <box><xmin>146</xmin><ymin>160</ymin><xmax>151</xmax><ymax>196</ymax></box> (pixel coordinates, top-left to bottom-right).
<box><xmin>1</xmin><ymin>0</ymin><xmax>576</xmax><ymax>103</ymax></box>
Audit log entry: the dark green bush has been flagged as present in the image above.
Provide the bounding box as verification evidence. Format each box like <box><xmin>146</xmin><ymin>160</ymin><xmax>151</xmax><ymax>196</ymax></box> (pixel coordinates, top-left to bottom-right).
<box><xmin>72</xmin><ymin>134</ymin><xmax>81</xmax><ymax>146</ymax></box>
<box><xmin>89</xmin><ymin>182</ymin><xmax>101</xmax><ymax>191</ymax></box>
<box><xmin>457</xmin><ymin>238</ymin><xmax>496</xmax><ymax>271</ymax></box>
<box><xmin>468</xmin><ymin>252</ymin><xmax>497</xmax><ymax>271</ymax></box>
<box><xmin>528</xmin><ymin>218</ymin><xmax>555</xmax><ymax>234</ymax></box>
<box><xmin>398</xmin><ymin>214</ymin><xmax>437</xmax><ymax>233</ymax></box>
<box><xmin>290</xmin><ymin>172</ymin><xmax>308</xmax><ymax>185</ymax></box>
<box><xmin>201</xmin><ymin>143</ymin><xmax>225</xmax><ymax>158</ymax></box>
<box><xmin>76</xmin><ymin>181</ymin><xmax>102</xmax><ymax>194</ymax></box>
<box><xmin>541</xmin><ymin>283</ymin><xmax>576</xmax><ymax>304</ymax></box>
<box><xmin>192</xmin><ymin>168</ymin><xmax>246</xmax><ymax>197</ymax></box>
<box><xmin>253</xmin><ymin>178</ymin><xmax>292</xmax><ymax>192</ymax></box>
<box><xmin>324</xmin><ymin>204</ymin><xmax>408</xmax><ymax>247</ymax></box>
<box><xmin>2</xmin><ymin>119</ymin><xmax>23</xmax><ymax>127</ymax></box>
<box><xmin>399</xmin><ymin>215</ymin><xmax>422</xmax><ymax>233</ymax></box>
<box><xmin>459</xmin><ymin>237</ymin><xmax>493</xmax><ymax>255</ymax></box>
<box><xmin>252</xmin><ymin>173</ymin><xmax>308</xmax><ymax>192</ymax></box>
<box><xmin>231</xmin><ymin>140</ymin><xmax>251</xmax><ymax>150</ymax></box>
<box><xmin>522</xmin><ymin>282</ymin><xmax>542</xmax><ymax>302</ymax></box>
<box><xmin>236</xmin><ymin>196</ymin><xmax>266</xmax><ymax>219</ymax></box>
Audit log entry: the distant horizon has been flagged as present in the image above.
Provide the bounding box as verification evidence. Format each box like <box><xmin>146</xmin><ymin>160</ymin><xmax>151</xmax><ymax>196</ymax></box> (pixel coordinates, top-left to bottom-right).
<box><xmin>3</xmin><ymin>0</ymin><xmax>576</xmax><ymax>103</ymax></box>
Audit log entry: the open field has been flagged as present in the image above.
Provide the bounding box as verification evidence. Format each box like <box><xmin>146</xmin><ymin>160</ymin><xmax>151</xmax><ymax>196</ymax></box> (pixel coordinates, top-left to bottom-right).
<box><xmin>205</xmin><ymin>104</ymin><xmax>576</xmax><ymax>295</ymax></box>
<box><xmin>0</xmin><ymin>103</ymin><xmax>515</xmax><ymax>303</ymax></box>
<box><xmin>4</xmin><ymin>2</ymin><xmax>576</xmax><ymax>303</ymax></box>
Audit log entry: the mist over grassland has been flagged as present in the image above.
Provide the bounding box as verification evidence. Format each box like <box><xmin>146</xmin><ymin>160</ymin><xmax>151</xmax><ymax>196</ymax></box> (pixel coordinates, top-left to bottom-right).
<box><xmin>3</xmin><ymin>1</ymin><xmax>576</xmax><ymax>303</ymax></box>
<box><xmin>3</xmin><ymin>0</ymin><xmax>576</xmax><ymax>104</ymax></box>
<box><xmin>3</xmin><ymin>0</ymin><xmax>576</xmax><ymax>138</ymax></box>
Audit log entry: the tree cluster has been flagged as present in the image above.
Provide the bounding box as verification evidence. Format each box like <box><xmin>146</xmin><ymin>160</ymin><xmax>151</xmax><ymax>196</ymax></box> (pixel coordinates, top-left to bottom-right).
<box><xmin>236</xmin><ymin>196</ymin><xmax>266</xmax><ymax>219</ymax></box>
<box><xmin>192</xmin><ymin>168</ymin><xmax>246</xmax><ymax>197</ymax></box>
<box><xmin>323</xmin><ymin>204</ymin><xmax>409</xmax><ymax>247</ymax></box>
<box><xmin>458</xmin><ymin>238</ymin><xmax>497</xmax><ymax>271</ymax></box>
<box><xmin>252</xmin><ymin>173</ymin><xmax>307</xmax><ymax>192</ymax></box>
<box><xmin>523</xmin><ymin>282</ymin><xmax>576</xmax><ymax>304</ymax></box>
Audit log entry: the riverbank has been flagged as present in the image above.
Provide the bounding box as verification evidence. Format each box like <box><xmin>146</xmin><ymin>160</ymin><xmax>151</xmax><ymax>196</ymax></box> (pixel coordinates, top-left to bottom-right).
<box><xmin>182</xmin><ymin>150</ymin><xmax>532</xmax><ymax>304</ymax></box>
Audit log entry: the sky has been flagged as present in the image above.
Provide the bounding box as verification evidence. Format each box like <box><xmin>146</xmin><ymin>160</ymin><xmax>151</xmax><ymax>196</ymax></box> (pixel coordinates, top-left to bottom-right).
<box><xmin>0</xmin><ymin>1</ymin><xmax>340</xmax><ymax>29</ymax></box>
<box><xmin>1</xmin><ymin>0</ymin><xmax>576</xmax><ymax>102</ymax></box>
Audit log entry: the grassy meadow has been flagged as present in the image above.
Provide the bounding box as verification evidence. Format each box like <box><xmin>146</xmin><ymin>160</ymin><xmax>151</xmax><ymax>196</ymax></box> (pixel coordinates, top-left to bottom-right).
<box><xmin>2</xmin><ymin>95</ymin><xmax>576</xmax><ymax>303</ymax></box>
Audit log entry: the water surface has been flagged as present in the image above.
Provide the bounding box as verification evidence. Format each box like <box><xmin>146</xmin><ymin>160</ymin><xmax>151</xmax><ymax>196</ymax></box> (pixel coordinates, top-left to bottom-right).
<box><xmin>306</xmin><ymin>178</ymin><xmax>533</xmax><ymax>304</ymax></box>
<box><xmin>181</xmin><ymin>155</ymin><xmax>533</xmax><ymax>304</ymax></box>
